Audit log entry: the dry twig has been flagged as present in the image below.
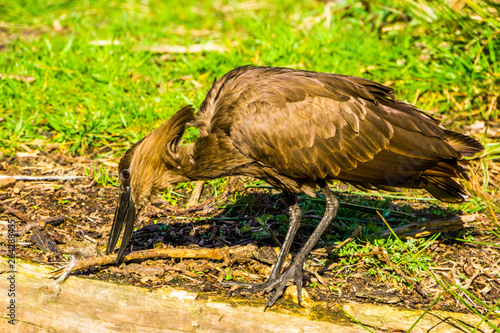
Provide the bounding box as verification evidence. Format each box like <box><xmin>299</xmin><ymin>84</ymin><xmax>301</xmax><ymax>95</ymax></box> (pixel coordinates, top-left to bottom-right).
<box><xmin>187</xmin><ymin>180</ymin><xmax>205</xmax><ymax>207</ymax></box>
<box><xmin>0</xmin><ymin>201</ymin><xmax>32</xmax><ymax>223</ymax></box>
<box><xmin>135</xmin><ymin>43</ymin><xmax>227</xmax><ymax>54</ymax></box>
<box><xmin>333</xmin><ymin>225</ymin><xmax>362</xmax><ymax>249</ymax></box>
<box><xmin>51</xmin><ymin>245</ymin><xmax>259</xmax><ymax>279</ymax></box>
<box><xmin>375</xmin><ymin>246</ymin><xmax>428</xmax><ymax>299</ymax></box>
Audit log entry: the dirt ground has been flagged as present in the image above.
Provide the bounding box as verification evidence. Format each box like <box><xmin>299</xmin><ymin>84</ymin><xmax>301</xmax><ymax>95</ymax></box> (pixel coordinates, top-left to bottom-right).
<box><xmin>0</xmin><ymin>147</ymin><xmax>499</xmax><ymax>319</ymax></box>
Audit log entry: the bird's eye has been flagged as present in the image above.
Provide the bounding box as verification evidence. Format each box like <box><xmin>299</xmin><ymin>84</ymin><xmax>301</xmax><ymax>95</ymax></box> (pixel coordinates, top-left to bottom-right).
<box><xmin>120</xmin><ymin>169</ymin><xmax>131</xmax><ymax>180</ymax></box>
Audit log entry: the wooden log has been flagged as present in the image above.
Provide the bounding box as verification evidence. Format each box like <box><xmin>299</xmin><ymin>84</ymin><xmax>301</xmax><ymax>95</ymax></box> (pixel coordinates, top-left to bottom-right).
<box><xmin>1</xmin><ymin>259</ymin><xmax>498</xmax><ymax>332</ymax></box>
<box><xmin>342</xmin><ymin>302</ymin><xmax>500</xmax><ymax>333</ymax></box>
<box><xmin>0</xmin><ymin>259</ymin><xmax>361</xmax><ymax>332</ymax></box>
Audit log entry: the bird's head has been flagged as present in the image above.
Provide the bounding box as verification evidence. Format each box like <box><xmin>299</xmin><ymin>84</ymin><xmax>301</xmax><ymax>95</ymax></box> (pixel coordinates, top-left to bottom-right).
<box><xmin>106</xmin><ymin>106</ymin><xmax>195</xmax><ymax>261</ymax></box>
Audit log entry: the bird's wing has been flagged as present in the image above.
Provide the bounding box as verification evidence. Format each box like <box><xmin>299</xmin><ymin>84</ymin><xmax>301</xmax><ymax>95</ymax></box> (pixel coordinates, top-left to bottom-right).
<box><xmin>230</xmin><ymin>94</ymin><xmax>394</xmax><ymax>180</ymax></box>
<box><xmin>227</xmin><ymin>68</ymin><xmax>459</xmax><ymax>182</ymax></box>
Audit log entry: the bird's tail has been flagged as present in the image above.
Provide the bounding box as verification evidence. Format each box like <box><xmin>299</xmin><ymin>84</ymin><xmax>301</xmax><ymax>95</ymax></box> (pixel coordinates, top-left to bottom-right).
<box><xmin>444</xmin><ymin>129</ymin><xmax>484</xmax><ymax>157</ymax></box>
<box><xmin>424</xmin><ymin>176</ymin><xmax>467</xmax><ymax>203</ymax></box>
<box><xmin>423</xmin><ymin>130</ymin><xmax>484</xmax><ymax>203</ymax></box>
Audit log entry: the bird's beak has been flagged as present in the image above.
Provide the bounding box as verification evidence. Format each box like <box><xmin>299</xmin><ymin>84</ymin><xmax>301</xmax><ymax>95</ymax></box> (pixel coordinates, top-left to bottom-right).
<box><xmin>106</xmin><ymin>188</ymin><xmax>136</xmax><ymax>262</ymax></box>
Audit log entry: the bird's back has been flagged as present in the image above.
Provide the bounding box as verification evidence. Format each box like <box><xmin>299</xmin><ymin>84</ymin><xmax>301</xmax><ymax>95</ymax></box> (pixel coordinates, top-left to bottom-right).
<box><xmin>192</xmin><ymin>66</ymin><xmax>483</xmax><ymax>202</ymax></box>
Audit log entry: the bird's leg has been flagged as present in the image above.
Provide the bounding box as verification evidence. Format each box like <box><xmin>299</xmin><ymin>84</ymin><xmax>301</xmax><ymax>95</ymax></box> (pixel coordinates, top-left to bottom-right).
<box><xmin>261</xmin><ymin>184</ymin><xmax>339</xmax><ymax>309</ymax></box>
<box><xmin>225</xmin><ymin>192</ymin><xmax>301</xmax><ymax>290</ymax></box>
<box><xmin>227</xmin><ymin>185</ymin><xmax>339</xmax><ymax>310</ymax></box>
<box><xmin>267</xmin><ymin>192</ymin><xmax>301</xmax><ymax>281</ymax></box>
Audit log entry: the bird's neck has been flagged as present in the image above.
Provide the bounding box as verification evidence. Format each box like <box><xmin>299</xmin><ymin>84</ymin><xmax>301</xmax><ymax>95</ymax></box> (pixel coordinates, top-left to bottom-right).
<box><xmin>176</xmin><ymin>134</ymin><xmax>251</xmax><ymax>181</ymax></box>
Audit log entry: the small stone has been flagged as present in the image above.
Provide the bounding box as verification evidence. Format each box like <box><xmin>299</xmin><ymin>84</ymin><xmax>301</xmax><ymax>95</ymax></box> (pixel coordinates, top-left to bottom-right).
<box><xmin>283</xmin><ymin>285</ymin><xmax>314</xmax><ymax>308</ymax></box>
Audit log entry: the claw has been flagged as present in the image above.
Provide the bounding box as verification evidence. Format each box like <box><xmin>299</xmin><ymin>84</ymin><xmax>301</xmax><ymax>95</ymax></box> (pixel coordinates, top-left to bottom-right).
<box><xmin>224</xmin><ymin>262</ymin><xmax>304</xmax><ymax>310</ymax></box>
<box><xmin>264</xmin><ymin>300</ymin><xmax>272</xmax><ymax>312</ymax></box>
<box><xmin>264</xmin><ymin>287</ymin><xmax>285</xmax><ymax>311</ymax></box>
<box><xmin>222</xmin><ymin>281</ymin><xmax>270</xmax><ymax>296</ymax></box>
<box><xmin>296</xmin><ymin>280</ymin><xmax>303</xmax><ymax>305</ymax></box>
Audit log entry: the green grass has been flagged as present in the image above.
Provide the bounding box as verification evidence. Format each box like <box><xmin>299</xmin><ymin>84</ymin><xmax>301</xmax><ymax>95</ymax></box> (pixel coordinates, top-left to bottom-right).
<box><xmin>0</xmin><ymin>0</ymin><xmax>498</xmax><ymax>156</ymax></box>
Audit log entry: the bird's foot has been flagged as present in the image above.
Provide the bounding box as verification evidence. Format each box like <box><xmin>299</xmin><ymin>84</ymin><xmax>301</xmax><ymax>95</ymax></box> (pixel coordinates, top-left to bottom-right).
<box><xmin>223</xmin><ymin>263</ymin><xmax>303</xmax><ymax>310</ymax></box>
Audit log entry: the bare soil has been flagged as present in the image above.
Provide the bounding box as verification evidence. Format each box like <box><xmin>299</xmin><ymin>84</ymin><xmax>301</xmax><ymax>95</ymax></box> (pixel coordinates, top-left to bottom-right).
<box><xmin>0</xmin><ymin>149</ymin><xmax>499</xmax><ymax>319</ymax></box>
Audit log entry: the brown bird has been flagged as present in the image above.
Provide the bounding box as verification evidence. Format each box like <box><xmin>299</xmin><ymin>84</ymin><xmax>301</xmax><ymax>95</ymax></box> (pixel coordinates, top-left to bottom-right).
<box><xmin>107</xmin><ymin>65</ymin><xmax>483</xmax><ymax>309</ymax></box>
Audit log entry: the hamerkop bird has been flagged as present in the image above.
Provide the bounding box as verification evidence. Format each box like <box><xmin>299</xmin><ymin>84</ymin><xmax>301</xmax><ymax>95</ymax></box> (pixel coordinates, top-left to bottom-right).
<box><xmin>107</xmin><ymin>65</ymin><xmax>483</xmax><ymax>309</ymax></box>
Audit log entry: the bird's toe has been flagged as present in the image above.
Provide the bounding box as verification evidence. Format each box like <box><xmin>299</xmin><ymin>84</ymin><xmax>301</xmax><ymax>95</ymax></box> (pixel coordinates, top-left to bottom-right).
<box><xmin>224</xmin><ymin>262</ymin><xmax>304</xmax><ymax>310</ymax></box>
<box><xmin>222</xmin><ymin>280</ymin><xmax>269</xmax><ymax>297</ymax></box>
<box><xmin>263</xmin><ymin>263</ymin><xmax>303</xmax><ymax>309</ymax></box>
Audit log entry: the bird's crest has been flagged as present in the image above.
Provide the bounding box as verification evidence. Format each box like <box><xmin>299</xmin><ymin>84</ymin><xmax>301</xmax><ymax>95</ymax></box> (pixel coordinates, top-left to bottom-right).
<box><xmin>158</xmin><ymin>105</ymin><xmax>196</xmax><ymax>169</ymax></box>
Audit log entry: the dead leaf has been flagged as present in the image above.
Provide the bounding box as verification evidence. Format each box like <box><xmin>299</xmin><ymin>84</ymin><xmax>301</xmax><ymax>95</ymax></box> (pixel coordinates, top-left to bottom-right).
<box><xmin>30</xmin><ymin>228</ymin><xmax>60</xmax><ymax>254</ymax></box>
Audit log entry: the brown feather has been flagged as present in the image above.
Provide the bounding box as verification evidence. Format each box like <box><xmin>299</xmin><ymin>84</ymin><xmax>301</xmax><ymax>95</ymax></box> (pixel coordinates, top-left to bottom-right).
<box><xmin>120</xmin><ymin>65</ymin><xmax>485</xmax><ymax>209</ymax></box>
<box><xmin>188</xmin><ymin>66</ymin><xmax>483</xmax><ymax>201</ymax></box>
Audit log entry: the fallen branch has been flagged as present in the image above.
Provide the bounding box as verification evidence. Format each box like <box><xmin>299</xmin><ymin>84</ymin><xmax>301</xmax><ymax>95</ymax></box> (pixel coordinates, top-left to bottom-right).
<box><xmin>0</xmin><ymin>175</ymin><xmax>85</xmax><ymax>181</ymax></box>
<box><xmin>51</xmin><ymin>244</ymin><xmax>258</xmax><ymax>278</ymax></box>
<box><xmin>373</xmin><ymin>214</ymin><xmax>481</xmax><ymax>239</ymax></box>
<box><xmin>14</xmin><ymin>215</ymin><xmax>67</xmax><ymax>237</ymax></box>
<box><xmin>15</xmin><ymin>261</ymin><xmax>499</xmax><ymax>333</ymax></box>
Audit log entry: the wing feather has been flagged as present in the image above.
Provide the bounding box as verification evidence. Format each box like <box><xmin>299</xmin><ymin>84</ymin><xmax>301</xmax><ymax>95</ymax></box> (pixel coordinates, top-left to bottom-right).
<box><xmin>231</xmin><ymin>94</ymin><xmax>392</xmax><ymax>180</ymax></box>
<box><xmin>194</xmin><ymin>66</ymin><xmax>478</xmax><ymax>192</ymax></box>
